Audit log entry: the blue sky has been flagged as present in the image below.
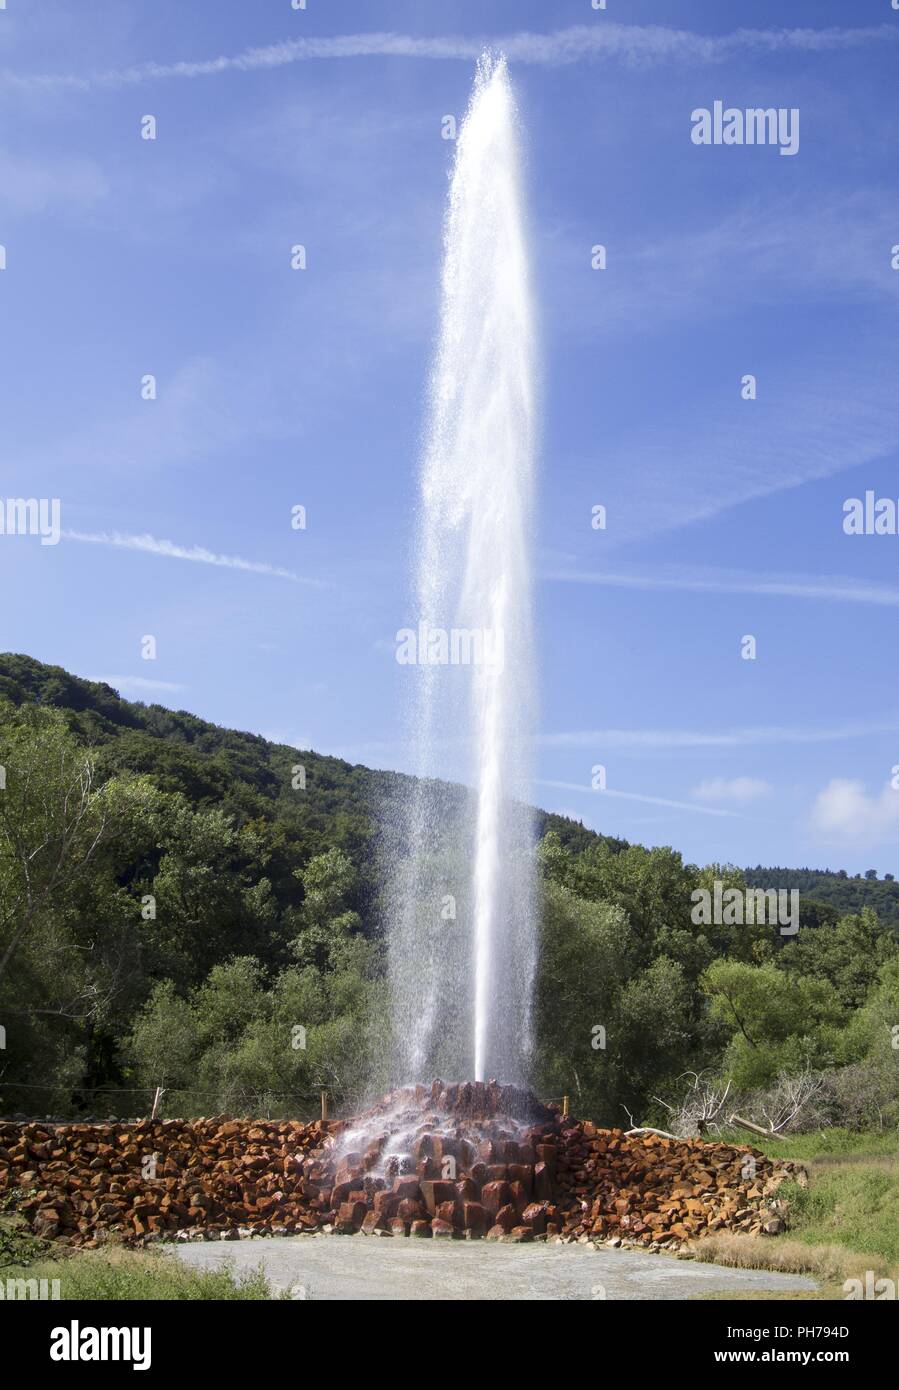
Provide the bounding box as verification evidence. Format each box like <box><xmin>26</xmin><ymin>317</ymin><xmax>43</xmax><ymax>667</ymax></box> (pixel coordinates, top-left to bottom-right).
<box><xmin>2</xmin><ymin>0</ymin><xmax>898</xmax><ymax>875</ymax></box>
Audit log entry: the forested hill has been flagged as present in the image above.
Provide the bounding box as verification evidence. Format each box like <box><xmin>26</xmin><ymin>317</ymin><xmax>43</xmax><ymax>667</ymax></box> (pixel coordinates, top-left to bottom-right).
<box><xmin>0</xmin><ymin>652</ymin><xmax>609</xmax><ymax>869</ymax></box>
<box><xmin>1</xmin><ymin>653</ymin><xmax>895</xmax><ymax>921</ymax></box>
<box><xmin>2</xmin><ymin>651</ymin><xmax>898</xmax><ymax>1126</ymax></box>
<box><xmin>744</xmin><ymin>867</ymin><xmax>899</xmax><ymax>927</ymax></box>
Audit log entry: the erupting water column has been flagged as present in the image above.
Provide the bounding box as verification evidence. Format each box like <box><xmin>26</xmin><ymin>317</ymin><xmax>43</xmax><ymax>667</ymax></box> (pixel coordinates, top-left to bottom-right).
<box><xmin>388</xmin><ymin>54</ymin><xmax>538</xmax><ymax>1086</ymax></box>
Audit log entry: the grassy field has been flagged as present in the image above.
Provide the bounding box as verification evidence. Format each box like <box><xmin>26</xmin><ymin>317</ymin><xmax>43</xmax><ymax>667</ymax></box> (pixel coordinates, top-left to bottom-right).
<box><xmin>0</xmin><ymin>1203</ymin><xmax>281</xmax><ymax>1300</ymax></box>
<box><xmin>0</xmin><ymin>1245</ymin><xmax>282</xmax><ymax>1300</ymax></box>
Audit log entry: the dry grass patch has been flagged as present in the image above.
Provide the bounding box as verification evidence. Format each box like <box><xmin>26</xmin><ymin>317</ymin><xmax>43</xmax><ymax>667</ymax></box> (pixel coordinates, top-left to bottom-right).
<box><xmin>694</xmin><ymin>1231</ymin><xmax>881</xmax><ymax>1280</ymax></box>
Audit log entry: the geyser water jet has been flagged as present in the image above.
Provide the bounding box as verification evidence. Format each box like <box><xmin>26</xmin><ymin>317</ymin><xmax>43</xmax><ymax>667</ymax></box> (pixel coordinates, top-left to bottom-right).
<box><xmin>387</xmin><ymin>54</ymin><xmax>538</xmax><ymax>1085</ymax></box>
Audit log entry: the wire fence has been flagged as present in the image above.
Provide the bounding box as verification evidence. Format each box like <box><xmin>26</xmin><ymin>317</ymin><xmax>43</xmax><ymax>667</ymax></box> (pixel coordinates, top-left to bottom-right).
<box><xmin>0</xmin><ymin>1080</ymin><xmax>328</xmax><ymax>1123</ymax></box>
<box><xmin>1</xmin><ymin>1082</ymin><xmax>571</xmax><ymax>1122</ymax></box>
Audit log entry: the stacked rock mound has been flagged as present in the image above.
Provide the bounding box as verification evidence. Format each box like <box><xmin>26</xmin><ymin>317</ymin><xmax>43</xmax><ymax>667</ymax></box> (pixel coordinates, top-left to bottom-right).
<box><xmin>553</xmin><ymin>1120</ymin><xmax>799</xmax><ymax>1246</ymax></box>
<box><xmin>327</xmin><ymin>1080</ymin><xmax>559</xmax><ymax>1241</ymax></box>
<box><xmin>0</xmin><ymin>1083</ymin><xmax>801</xmax><ymax>1250</ymax></box>
<box><xmin>0</xmin><ymin>1116</ymin><xmax>330</xmax><ymax>1247</ymax></box>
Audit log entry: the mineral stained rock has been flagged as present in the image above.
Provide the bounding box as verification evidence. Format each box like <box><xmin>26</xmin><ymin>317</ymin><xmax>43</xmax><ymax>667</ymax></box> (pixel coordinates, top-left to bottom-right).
<box><xmin>0</xmin><ymin>1081</ymin><xmax>802</xmax><ymax>1250</ymax></box>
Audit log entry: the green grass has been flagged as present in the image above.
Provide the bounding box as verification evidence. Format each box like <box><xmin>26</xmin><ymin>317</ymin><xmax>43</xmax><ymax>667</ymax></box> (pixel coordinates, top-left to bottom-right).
<box><xmin>729</xmin><ymin>1127</ymin><xmax>899</xmax><ymax>1266</ymax></box>
<box><xmin>0</xmin><ymin>1198</ymin><xmax>50</xmax><ymax>1268</ymax></box>
<box><xmin>757</xmin><ymin>1129</ymin><xmax>896</xmax><ymax>1163</ymax></box>
<box><xmin>0</xmin><ymin>1247</ymin><xmax>280</xmax><ymax>1301</ymax></box>
<box><xmin>699</xmin><ymin>1126</ymin><xmax>899</xmax><ymax>1292</ymax></box>
<box><xmin>777</xmin><ymin>1168</ymin><xmax>899</xmax><ymax>1267</ymax></box>
<box><xmin>716</xmin><ymin>1126</ymin><xmax>898</xmax><ymax>1162</ymax></box>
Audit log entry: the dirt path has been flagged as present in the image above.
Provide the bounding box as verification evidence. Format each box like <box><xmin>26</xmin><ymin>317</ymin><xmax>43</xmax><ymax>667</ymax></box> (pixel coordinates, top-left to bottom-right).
<box><xmin>174</xmin><ymin>1234</ymin><xmax>817</xmax><ymax>1301</ymax></box>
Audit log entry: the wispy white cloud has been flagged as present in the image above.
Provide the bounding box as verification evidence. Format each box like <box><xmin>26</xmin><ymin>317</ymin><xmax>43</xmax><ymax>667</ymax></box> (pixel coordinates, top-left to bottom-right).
<box><xmin>545</xmin><ymin>563</ymin><xmax>899</xmax><ymax>609</ymax></box>
<box><xmin>811</xmin><ymin>778</ymin><xmax>899</xmax><ymax>841</ymax></box>
<box><xmin>540</xmin><ymin>717</ymin><xmax>899</xmax><ymax>751</ymax></box>
<box><xmin>336</xmin><ymin>716</ymin><xmax>899</xmax><ymax>758</ymax></box>
<box><xmin>546</xmin><ymin>191</ymin><xmax>899</xmax><ymax>342</ymax></box>
<box><xmin>259</xmin><ymin>727</ymin><xmax>315</xmax><ymax>752</ymax></box>
<box><xmin>694</xmin><ymin>776</ymin><xmax>772</xmax><ymax>803</ymax></box>
<box><xmin>537</xmin><ymin>777</ymin><xmax>743</xmax><ymax>818</ymax></box>
<box><xmin>2</xmin><ymin>23</ymin><xmax>895</xmax><ymax>90</ymax></box>
<box><xmin>64</xmin><ymin>529</ymin><xmax>319</xmax><ymax>584</ymax></box>
<box><xmin>559</xmin><ymin>349</ymin><xmax>899</xmax><ymax>547</ymax></box>
<box><xmin>91</xmin><ymin>674</ymin><xmax>185</xmax><ymax>696</ymax></box>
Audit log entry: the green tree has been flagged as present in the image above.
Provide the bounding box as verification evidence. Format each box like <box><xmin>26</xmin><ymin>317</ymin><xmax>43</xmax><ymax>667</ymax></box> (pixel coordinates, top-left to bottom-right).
<box><xmin>702</xmin><ymin>959</ymin><xmax>844</xmax><ymax>1088</ymax></box>
<box><xmin>838</xmin><ymin>957</ymin><xmax>899</xmax><ymax>1065</ymax></box>
<box><xmin>289</xmin><ymin>848</ymin><xmax>363</xmax><ymax>972</ymax></box>
<box><xmin>150</xmin><ymin>802</ymin><xmax>278</xmax><ymax>981</ymax></box>
<box><xmin>126</xmin><ymin>980</ymin><xmax>199</xmax><ymax>1092</ymax></box>
<box><xmin>0</xmin><ymin>705</ymin><xmax>156</xmax><ymax>983</ymax></box>
<box><xmin>533</xmin><ymin>877</ymin><xmax>634</xmax><ymax>1118</ymax></box>
<box><xmin>777</xmin><ymin>908</ymin><xmax>898</xmax><ymax>1010</ymax></box>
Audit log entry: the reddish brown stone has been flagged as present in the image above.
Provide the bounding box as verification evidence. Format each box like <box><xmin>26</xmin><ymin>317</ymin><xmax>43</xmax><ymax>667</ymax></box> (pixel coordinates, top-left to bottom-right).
<box><xmin>509</xmin><ymin>1181</ymin><xmax>530</xmax><ymax>1217</ymax></box>
<box><xmin>338</xmin><ymin>1199</ymin><xmax>368</xmax><ymax>1228</ymax></box>
<box><xmin>373</xmin><ymin>1190</ymin><xmax>397</xmax><ymax>1220</ymax></box>
<box><xmin>534</xmin><ymin>1162</ymin><xmax>553</xmax><ymax>1200</ymax></box>
<box><xmin>494</xmin><ymin>1203</ymin><xmax>517</xmax><ymax>1232</ymax></box>
<box><xmin>435</xmin><ymin>1199</ymin><xmax>459</xmax><ymax>1227</ymax></box>
<box><xmin>419</xmin><ymin>1179</ymin><xmax>458</xmax><ymax>1215</ymax></box>
<box><xmin>455</xmin><ymin>1178</ymin><xmax>478</xmax><ymax>1203</ymax></box>
<box><xmin>521</xmin><ymin>1202</ymin><xmax>547</xmax><ymax>1234</ymax></box>
<box><xmin>463</xmin><ymin>1201</ymin><xmax>488</xmax><ymax>1236</ymax></box>
<box><xmin>391</xmin><ymin>1176</ymin><xmax>421</xmax><ymax>1201</ymax></box>
<box><xmin>481</xmin><ymin>1179</ymin><xmax>512</xmax><ymax>1216</ymax></box>
<box><xmin>33</xmin><ymin>1208</ymin><xmax>60</xmax><ymax>1238</ymax></box>
<box><xmin>508</xmin><ymin>1164</ymin><xmax>533</xmax><ymax>1194</ymax></box>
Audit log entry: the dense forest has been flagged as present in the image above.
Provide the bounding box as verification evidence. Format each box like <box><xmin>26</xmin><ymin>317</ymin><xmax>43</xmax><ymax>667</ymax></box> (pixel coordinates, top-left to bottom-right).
<box><xmin>0</xmin><ymin>653</ymin><xmax>897</xmax><ymax>1132</ymax></box>
<box><xmin>744</xmin><ymin>866</ymin><xmax>899</xmax><ymax>926</ymax></box>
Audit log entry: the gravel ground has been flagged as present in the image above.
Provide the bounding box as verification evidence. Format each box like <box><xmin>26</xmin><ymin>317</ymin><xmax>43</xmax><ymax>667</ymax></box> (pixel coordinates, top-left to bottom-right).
<box><xmin>174</xmin><ymin>1233</ymin><xmax>817</xmax><ymax>1301</ymax></box>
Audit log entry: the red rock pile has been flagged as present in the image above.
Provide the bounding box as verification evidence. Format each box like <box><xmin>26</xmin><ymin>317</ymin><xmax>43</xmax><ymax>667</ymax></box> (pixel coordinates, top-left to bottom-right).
<box><xmin>326</xmin><ymin>1080</ymin><xmax>557</xmax><ymax>1241</ymax></box>
<box><xmin>0</xmin><ymin>1116</ymin><xmax>330</xmax><ymax>1247</ymax></box>
<box><xmin>0</xmin><ymin>1083</ymin><xmax>801</xmax><ymax>1250</ymax></box>
<box><xmin>553</xmin><ymin>1120</ymin><xmax>800</xmax><ymax>1246</ymax></box>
